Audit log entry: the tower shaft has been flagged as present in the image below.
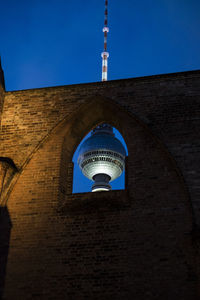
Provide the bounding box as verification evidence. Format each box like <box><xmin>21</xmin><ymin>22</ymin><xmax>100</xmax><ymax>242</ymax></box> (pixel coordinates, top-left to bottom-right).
<box><xmin>101</xmin><ymin>0</ymin><xmax>109</xmax><ymax>81</ymax></box>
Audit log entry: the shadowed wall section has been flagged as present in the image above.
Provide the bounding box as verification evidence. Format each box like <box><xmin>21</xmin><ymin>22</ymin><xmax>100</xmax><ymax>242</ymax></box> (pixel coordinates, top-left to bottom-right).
<box><xmin>0</xmin><ymin>206</ymin><xmax>11</xmax><ymax>299</ymax></box>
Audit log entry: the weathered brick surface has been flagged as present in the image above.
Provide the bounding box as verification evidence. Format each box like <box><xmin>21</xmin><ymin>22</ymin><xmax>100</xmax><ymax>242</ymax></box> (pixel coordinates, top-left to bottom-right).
<box><xmin>0</xmin><ymin>70</ymin><xmax>200</xmax><ymax>299</ymax></box>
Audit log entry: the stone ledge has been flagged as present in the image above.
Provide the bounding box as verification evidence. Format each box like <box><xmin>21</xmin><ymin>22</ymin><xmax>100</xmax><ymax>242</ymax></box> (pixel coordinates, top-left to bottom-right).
<box><xmin>58</xmin><ymin>189</ymin><xmax>131</xmax><ymax>215</ymax></box>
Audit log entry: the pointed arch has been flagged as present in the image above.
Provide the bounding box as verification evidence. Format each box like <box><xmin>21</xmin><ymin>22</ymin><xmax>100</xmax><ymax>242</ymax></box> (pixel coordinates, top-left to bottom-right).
<box><xmin>50</xmin><ymin>94</ymin><xmax>194</xmax><ymax>222</ymax></box>
<box><xmin>5</xmin><ymin>94</ymin><xmax>194</xmax><ymax>224</ymax></box>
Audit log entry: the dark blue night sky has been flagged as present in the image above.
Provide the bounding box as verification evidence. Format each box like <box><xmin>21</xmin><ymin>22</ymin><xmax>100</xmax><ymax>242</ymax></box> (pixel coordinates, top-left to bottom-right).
<box><xmin>1</xmin><ymin>0</ymin><xmax>200</xmax><ymax>192</ymax></box>
<box><xmin>1</xmin><ymin>0</ymin><xmax>200</xmax><ymax>91</ymax></box>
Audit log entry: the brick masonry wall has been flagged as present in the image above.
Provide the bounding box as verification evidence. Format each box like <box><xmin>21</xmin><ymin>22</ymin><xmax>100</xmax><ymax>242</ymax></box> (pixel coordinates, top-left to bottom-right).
<box><xmin>0</xmin><ymin>71</ymin><xmax>199</xmax><ymax>220</ymax></box>
<box><xmin>0</xmin><ymin>70</ymin><xmax>200</xmax><ymax>299</ymax></box>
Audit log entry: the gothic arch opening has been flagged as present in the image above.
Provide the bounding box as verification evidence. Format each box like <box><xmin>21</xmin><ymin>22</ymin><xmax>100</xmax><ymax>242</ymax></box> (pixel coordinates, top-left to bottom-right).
<box><xmin>36</xmin><ymin>94</ymin><xmax>193</xmax><ymax>220</ymax></box>
<box><xmin>72</xmin><ymin>124</ymin><xmax>128</xmax><ymax>193</ymax></box>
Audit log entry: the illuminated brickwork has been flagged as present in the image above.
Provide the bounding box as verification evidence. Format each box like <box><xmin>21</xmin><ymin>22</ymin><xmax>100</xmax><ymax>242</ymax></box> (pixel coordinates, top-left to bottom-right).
<box><xmin>0</xmin><ymin>70</ymin><xmax>200</xmax><ymax>299</ymax></box>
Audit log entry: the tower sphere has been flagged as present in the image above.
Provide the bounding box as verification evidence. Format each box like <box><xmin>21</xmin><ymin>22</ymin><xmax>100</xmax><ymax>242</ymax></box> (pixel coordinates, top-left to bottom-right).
<box><xmin>78</xmin><ymin>124</ymin><xmax>126</xmax><ymax>192</ymax></box>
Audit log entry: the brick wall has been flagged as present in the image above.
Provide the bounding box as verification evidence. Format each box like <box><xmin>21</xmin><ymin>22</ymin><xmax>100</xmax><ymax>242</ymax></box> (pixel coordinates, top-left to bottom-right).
<box><xmin>0</xmin><ymin>70</ymin><xmax>200</xmax><ymax>299</ymax></box>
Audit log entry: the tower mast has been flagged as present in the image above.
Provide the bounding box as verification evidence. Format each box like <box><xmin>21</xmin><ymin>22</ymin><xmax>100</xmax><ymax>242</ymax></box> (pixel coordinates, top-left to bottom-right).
<box><xmin>101</xmin><ymin>0</ymin><xmax>109</xmax><ymax>81</ymax></box>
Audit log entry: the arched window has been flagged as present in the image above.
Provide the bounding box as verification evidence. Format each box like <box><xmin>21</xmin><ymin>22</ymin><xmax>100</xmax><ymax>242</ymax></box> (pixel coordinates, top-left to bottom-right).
<box><xmin>72</xmin><ymin>124</ymin><xmax>128</xmax><ymax>193</ymax></box>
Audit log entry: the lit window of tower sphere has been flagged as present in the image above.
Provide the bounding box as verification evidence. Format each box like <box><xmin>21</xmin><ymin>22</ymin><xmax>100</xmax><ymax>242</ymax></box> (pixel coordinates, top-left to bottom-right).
<box><xmin>78</xmin><ymin>124</ymin><xmax>126</xmax><ymax>192</ymax></box>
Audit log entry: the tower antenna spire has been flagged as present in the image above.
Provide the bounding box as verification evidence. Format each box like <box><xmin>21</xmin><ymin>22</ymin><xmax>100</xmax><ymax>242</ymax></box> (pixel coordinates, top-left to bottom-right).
<box><xmin>101</xmin><ymin>0</ymin><xmax>109</xmax><ymax>81</ymax></box>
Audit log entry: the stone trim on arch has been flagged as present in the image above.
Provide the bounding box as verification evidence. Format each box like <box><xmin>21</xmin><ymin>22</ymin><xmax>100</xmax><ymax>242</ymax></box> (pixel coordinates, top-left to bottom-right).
<box><xmin>0</xmin><ymin>157</ymin><xmax>18</xmax><ymax>206</ymax></box>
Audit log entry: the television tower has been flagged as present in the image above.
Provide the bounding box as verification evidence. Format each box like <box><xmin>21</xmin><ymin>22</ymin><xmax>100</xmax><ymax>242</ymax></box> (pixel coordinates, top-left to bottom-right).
<box><xmin>77</xmin><ymin>0</ymin><xmax>126</xmax><ymax>192</ymax></box>
<box><xmin>101</xmin><ymin>0</ymin><xmax>109</xmax><ymax>81</ymax></box>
